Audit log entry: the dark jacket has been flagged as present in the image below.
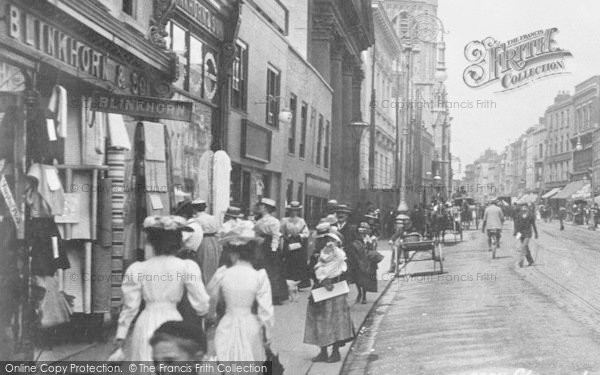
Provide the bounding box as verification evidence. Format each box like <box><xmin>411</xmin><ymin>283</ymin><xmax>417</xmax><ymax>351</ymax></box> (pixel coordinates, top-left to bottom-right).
<box><xmin>514</xmin><ymin>213</ymin><xmax>538</xmax><ymax>239</ymax></box>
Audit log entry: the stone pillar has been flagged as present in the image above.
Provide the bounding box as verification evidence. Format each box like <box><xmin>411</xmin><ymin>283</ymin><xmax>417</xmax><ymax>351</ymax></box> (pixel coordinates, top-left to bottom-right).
<box><xmin>309</xmin><ymin>15</ymin><xmax>335</xmax><ymax>83</ymax></box>
<box><xmin>330</xmin><ymin>40</ymin><xmax>345</xmax><ymax>200</ymax></box>
<box><xmin>341</xmin><ymin>53</ymin><xmax>355</xmax><ymax>205</ymax></box>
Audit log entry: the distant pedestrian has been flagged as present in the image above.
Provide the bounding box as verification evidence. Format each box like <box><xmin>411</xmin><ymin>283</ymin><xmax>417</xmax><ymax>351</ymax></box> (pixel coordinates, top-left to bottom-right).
<box><xmin>558</xmin><ymin>206</ymin><xmax>567</xmax><ymax>230</ymax></box>
<box><xmin>353</xmin><ymin>222</ymin><xmax>382</xmax><ymax>304</ymax></box>
<box><xmin>254</xmin><ymin>197</ymin><xmax>289</xmax><ymax>304</ymax></box>
<box><xmin>514</xmin><ymin>205</ymin><xmax>538</xmax><ymax>267</ymax></box>
<box><xmin>191</xmin><ymin>199</ymin><xmax>223</xmax><ymax>284</ymax></box>
<box><xmin>281</xmin><ymin>201</ymin><xmax>310</xmax><ymax>291</ymax></box>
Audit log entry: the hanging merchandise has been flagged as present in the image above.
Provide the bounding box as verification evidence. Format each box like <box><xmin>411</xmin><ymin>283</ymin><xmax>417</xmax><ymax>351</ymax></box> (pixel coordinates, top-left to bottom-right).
<box><xmin>47</xmin><ymin>85</ymin><xmax>68</xmax><ymax>138</ymax></box>
<box><xmin>212</xmin><ymin>151</ymin><xmax>231</xmax><ymax>223</ymax></box>
<box><xmin>34</xmin><ymin>275</ymin><xmax>72</xmax><ymax>328</ymax></box>
<box><xmin>27</xmin><ymin>164</ymin><xmax>65</xmax><ymax>216</ymax></box>
<box><xmin>82</xmin><ymin>96</ymin><xmax>106</xmax><ymax>166</ymax></box>
<box><xmin>107</xmin><ymin>114</ymin><xmax>131</xmax><ymax>151</ymax></box>
<box><xmin>197</xmin><ymin>150</ymin><xmax>213</xmax><ymax>204</ymax></box>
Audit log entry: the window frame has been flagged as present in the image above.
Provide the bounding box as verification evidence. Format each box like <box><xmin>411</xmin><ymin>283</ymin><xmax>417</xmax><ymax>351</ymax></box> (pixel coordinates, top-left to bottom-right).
<box><xmin>232</xmin><ymin>39</ymin><xmax>249</xmax><ymax>111</ymax></box>
<box><xmin>266</xmin><ymin>65</ymin><xmax>281</xmax><ymax>127</ymax></box>
<box><xmin>316</xmin><ymin>114</ymin><xmax>324</xmax><ymax>166</ymax></box>
<box><xmin>288</xmin><ymin>93</ymin><xmax>297</xmax><ymax>155</ymax></box>
<box><xmin>299</xmin><ymin>102</ymin><xmax>308</xmax><ymax>159</ymax></box>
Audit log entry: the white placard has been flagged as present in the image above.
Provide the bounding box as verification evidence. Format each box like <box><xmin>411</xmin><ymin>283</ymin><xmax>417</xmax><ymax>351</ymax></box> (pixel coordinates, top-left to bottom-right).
<box><xmin>311</xmin><ymin>281</ymin><xmax>349</xmax><ymax>303</ymax></box>
<box><xmin>150</xmin><ymin>194</ymin><xmax>164</xmax><ymax>210</ymax></box>
<box><xmin>46</xmin><ymin>119</ymin><xmax>57</xmax><ymax>141</ymax></box>
<box><xmin>45</xmin><ymin>167</ymin><xmax>62</xmax><ymax>191</ymax></box>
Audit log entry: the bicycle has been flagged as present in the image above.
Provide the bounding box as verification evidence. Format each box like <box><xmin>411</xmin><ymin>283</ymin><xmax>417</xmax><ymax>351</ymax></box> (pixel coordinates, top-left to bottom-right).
<box><xmin>487</xmin><ymin>229</ymin><xmax>501</xmax><ymax>259</ymax></box>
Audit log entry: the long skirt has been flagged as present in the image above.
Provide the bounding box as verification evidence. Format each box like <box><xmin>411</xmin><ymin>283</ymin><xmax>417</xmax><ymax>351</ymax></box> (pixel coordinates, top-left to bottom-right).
<box><xmin>129</xmin><ymin>304</ymin><xmax>182</xmax><ymax>361</ymax></box>
<box><xmin>215</xmin><ymin>310</ymin><xmax>265</xmax><ymax>361</ymax></box>
<box><xmin>255</xmin><ymin>238</ymin><xmax>288</xmax><ymax>302</ymax></box>
<box><xmin>283</xmin><ymin>240</ymin><xmax>309</xmax><ymax>282</ymax></box>
<box><xmin>303</xmin><ymin>294</ymin><xmax>355</xmax><ymax>347</ymax></box>
<box><xmin>196</xmin><ymin>235</ymin><xmax>222</xmax><ymax>284</ymax></box>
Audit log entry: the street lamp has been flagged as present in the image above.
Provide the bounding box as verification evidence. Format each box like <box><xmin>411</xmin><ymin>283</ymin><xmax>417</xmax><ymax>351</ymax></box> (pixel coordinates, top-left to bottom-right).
<box><xmin>575</xmin><ymin>137</ymin><xmax>583</xmax><ymax>152</ymax></box>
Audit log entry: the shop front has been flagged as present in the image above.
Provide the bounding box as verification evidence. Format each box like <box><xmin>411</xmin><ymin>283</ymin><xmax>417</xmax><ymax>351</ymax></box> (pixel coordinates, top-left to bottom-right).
<box><xmin>0</xmin><ymin>0</ymin><xmax>177</xmax><ymax>359</ymax></box>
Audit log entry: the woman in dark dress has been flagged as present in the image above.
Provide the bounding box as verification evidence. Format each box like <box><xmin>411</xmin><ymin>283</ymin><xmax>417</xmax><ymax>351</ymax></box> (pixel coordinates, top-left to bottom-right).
<box><xmin>281</xmin><ymin>201</ymin><xmax>310</xmax><ymax>283</ymax></box>
<box><xmin>353</xmin><ymin>222</ymin><xmax>381</xmax><ymax>304</ymax></box>
<box><xmin>254</xmin><ymin>197</ymin><xmax>289</xmax><ymax>304</ymax></box>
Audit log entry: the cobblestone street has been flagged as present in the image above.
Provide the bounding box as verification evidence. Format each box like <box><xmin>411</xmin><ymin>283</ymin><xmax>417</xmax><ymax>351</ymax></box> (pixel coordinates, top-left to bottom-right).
<box><xmin>343</xmin><ymin>224</ymin><xmax>600</xmax><ymax>375</ymax></box>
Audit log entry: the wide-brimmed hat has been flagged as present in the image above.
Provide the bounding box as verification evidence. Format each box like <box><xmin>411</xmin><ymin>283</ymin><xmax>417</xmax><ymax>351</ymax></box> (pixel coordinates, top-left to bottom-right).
<box><xmin>325</xmin><ymin>214</ymin><xmax>338</xmax><ymax>225</ymax></box>
<box><xmin>335</xmin><ymin>204</ymin><xmax>352</xmax><ymax>214</ymax></box>
<box><xmin>259</xmin><ymin>197</ymin><xmax>276</xmax><ymax>208</ymax></box>
<box><xmin>191</xmin><ymin>199</ymin><xmax>207</xmax><ymax>208</ymax></box>
<box><xmin>358</xmin><ymin>222</ymin><xmax>371</xmax><ymax>233</ymax></box>
<box><xmin>364</xmin><ymin>212</ymin><xmax>378</xmax><ymax>220</ymax></box>
<box><xmin>315</xmin><ymin>222</ymin><xmax>331</xmax><ymax>237</ymax></box>
<box><xmin>327</xmin><ymin>199</ymin><xmax>338</xmax><ymax>206</ymax></box>
<box><xmin>143</xmin><ymin>215</ymin><xmax>193</xmax><ymax>232</ymax></box>
<box><xmin>395</xmin><ymin>214</ymin><xmax>410</xmax><ymax>223</ymax></box>
<box><xmin>224</xmin><ymin>206</ymin><xmax>243</xmax><ymax>218</ymax></box>
<box><xmin>286</xmin><ymin>201</ymin><xmax>303</xmax><ymax>210</ymax></box>
<box><xmin>323</xmin><ymin>232</ymin><xmax>342</xmax><ymax>244</ymax></box>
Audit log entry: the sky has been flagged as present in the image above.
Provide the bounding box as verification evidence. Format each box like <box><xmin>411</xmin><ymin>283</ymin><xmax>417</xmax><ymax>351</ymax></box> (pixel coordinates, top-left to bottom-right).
<box><xmin>437</xmin><ymin>0</ymin><xmax>600</xmax><ymax>169</ymax></box>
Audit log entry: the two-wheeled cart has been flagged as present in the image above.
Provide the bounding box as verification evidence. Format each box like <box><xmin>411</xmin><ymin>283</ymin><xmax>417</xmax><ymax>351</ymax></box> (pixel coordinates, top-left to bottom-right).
<box><xmin>395</xmin><ymin>233</ymin><xmax>444</xmax><ymax>276</ymax></box>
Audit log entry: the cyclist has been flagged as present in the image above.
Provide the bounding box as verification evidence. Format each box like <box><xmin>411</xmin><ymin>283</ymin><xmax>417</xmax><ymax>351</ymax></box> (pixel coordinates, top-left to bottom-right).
<box><xmin>481</xmin><ymin>199</ymin><xmax>504</xmax><ymax>252</ymax></box>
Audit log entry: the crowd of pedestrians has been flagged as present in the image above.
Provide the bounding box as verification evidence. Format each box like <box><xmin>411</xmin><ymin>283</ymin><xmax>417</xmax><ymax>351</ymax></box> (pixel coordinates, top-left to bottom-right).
<box><xmin>111</xmin><ymin>197</ymin><xmax>389</xmax><ymax>368</ymax></box>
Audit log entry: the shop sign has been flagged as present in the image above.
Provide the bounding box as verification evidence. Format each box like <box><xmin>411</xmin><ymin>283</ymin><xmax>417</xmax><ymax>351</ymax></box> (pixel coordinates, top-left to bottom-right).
<box><xmin>90</xmin><ymin>93</ymin><xmax>193</xmax><ymax>122</ymax></box>
<box><xmin>6</xmin><ymin>4</ymin><xmax>153</xmax><ymax>96</ymax></box>
<box><xmin>176</xmin><ymin>0</ymin><xmax>224</xmax><ymax>39</ymax></box>
<box><xmin>0</xmin><ymin>173</ymin><xmax>22</xmax><ymax>229</ymax></box>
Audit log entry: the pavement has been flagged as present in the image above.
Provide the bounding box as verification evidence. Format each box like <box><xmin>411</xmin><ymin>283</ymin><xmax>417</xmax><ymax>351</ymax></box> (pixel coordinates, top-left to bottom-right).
<box><xmin>342</xmin><ymin>223</ymin><xmax>600</xmax><ymax>375</ymax></box>
<box><xmin>40</xmin><ymin>240</ymin><xmax>396</xmax><ymax>375</ymax></box>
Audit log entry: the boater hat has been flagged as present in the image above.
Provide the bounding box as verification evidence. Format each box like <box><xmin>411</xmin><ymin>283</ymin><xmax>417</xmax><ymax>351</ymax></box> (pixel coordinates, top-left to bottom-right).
<box><xmin>286</xmin><ymin>201</ymin><xmax>303</xmax><ymax>210</ymax></box>
<box><xmin>395</xmin><ymin>214</ymin><xmax>410</xmax><ymax>223</ymax></box>
<box><xmin>143</xmin><ymin>215</ymin><xmax>193</xmax><ymax>232</ymax></box>
<box><xmin>259</xmin><ymin>197</ymin><xmax>277</xmax><ymax>208</ymax></box>
<box><xmin>335</xmin><ymin>204</ymin><xmax>352</xmax><ymax>214</ymax></box>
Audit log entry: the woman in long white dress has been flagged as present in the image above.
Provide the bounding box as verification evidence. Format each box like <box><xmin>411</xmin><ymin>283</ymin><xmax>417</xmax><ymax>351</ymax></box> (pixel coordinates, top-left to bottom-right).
<box><xmin>115</xmin><ymin>215</ymin><xmax>210</xmax><ymax>361</ymax></box>
<box><xmin>208</xmin><ymin>232</ymin><xmax>274</xmax><ymax>361</ymax></box>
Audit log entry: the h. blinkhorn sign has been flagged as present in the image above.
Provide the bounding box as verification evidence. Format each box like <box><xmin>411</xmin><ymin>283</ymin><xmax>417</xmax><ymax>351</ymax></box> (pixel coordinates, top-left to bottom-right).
<box><xmin>463</xmin><ymin>27</ymin><xmax>573</xmax><ymax>92</ymax></box>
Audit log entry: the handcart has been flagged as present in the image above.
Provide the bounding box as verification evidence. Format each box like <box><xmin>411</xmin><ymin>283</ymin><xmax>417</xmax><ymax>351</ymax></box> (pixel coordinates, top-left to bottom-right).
<box><xmin>395</xmin><ymin>232</ymin><xmax>444</xmax><ymax>275</ymax></box>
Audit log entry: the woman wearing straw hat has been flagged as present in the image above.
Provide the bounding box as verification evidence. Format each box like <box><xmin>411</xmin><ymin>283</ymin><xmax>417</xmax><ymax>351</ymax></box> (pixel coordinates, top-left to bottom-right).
<box><xmin>115</xmin><ymin>215</ymin><xmax>210</xmax><ymax>361</ymax></box>
<box><xmin>281</xmin><ymin>201</ymin><xmax>310</xmax><ymax>285</ymax></box>
<box><xmin>254</xmin><ymin>197</ymin><xmax>289</xmax><ymax>304</ymax></box>
<box><xmin>207</xmin><ymin>229</ymin><xmax>275</xmax><ymax>361</ymax></box>
<box><xmin>304</xmin><ymin>227</ymin><xmax>355</xmax><ymax>363</ymax></box>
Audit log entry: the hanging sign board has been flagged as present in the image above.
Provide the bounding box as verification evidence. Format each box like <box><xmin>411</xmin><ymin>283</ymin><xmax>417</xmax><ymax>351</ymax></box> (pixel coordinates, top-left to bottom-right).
<box><xmin>90</xmin><ymin>93</ymin><xmax>193</xmax><ymax>122</ymax></box>
<box><xmin>0</xmin><ymin>174</ymin><xmax>22</xmax><ymax>229</ymax></box>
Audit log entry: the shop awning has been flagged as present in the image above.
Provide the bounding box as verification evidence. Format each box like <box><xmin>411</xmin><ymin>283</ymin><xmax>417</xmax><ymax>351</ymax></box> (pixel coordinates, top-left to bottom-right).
<box><xmin>517</xmin><ymin>193</ymin><xmax>538</xmax><ymax>204</ymax></box>
<box><xmin>542</xmin><ymin>187</ymin><xmax>562</xmax><ymax>199</ymax></box>
<box><xmin>552</xmin><ymin>180</ymin><xmax>588</xmax><ymax>200</ymax></box>
<box><xmin>571</xmin><ymin>183</ymin><xmax>592</xmax><ymax>200</ymax></box>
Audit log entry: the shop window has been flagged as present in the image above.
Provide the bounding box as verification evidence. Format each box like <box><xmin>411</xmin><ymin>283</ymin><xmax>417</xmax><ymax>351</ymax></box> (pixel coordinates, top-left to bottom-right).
<box><xmin>262</xmin><ymin>174</ymin><xmax>271</xmax><ymax>199</ymax></box>
<box><xmin>299</xmin><ymin>102</ymin><xmax>308</xmax><ymax>158</ymax></box>
<box><xmin>166</xmin><ymin>21</ymin><xmax>218</xmax><ymax>102</ymax></box>
<box><xmin>316</xmin><ymin>114</ymin><xmax>323</xmax><ymax>166</ymax></box>
<box><xmin>231</xmin><ymin>163</ymin><xmax>242</xmax><ymax>205</ymax></box>
<box><xmin>241</xmin><ymin>120</ymin><xmax>272</xmax><ymax>163</ymax></box>
<box><xmin>266</xmin><ymin>65</ymin><xmax>281</xmax><ymax>126</ymax></box>
<box><xmin>189</xmin><ymin>36</ymin><xmax>204</xmax><ymax>98</ymax></box>
<box><xmin>288</xmin><ymin>93</ymin><xmax>297</xmax><ymax>154</ymax></box>
<box><xmin>232</xmin><ymin>41</ymin><xmax>248</xmax><ymax>110</ymax></box>
<box><xmin>242</xmin><ymin>171</ymin><xmax>251</xmax><ymax>211</ymax></box>
<box><xmin>324</xmin><ymin>120</ymin><xmax>330</xmax><ymax>169</ymax></box>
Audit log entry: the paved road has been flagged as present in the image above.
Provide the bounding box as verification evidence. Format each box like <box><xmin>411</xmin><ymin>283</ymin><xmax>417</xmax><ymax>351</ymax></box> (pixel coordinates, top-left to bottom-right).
<box><xmin>342</xmin><ymin>224</ymin><xmax>600</xmax><ymax>375</ymax></box>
